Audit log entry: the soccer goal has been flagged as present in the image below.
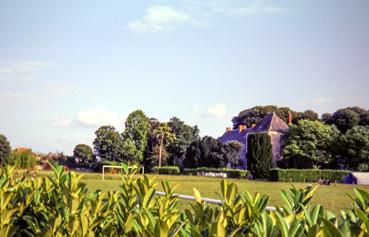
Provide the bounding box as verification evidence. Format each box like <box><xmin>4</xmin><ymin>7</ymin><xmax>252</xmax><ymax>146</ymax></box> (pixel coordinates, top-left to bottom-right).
<box><xmin>102</xmin><ymin>165</ymin><xmax>145</xmax><ymax>180</ymax></box>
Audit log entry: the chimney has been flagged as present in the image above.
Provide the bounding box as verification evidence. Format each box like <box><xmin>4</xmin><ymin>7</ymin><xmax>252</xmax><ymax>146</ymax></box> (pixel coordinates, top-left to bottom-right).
<box><xmin>288</xmin><ymin>111</ymin><xmax>292</xmax><ymax>125</ymax></box>
<box><xmin>238</xmin><ymin>124</ymin><xmax>245</xmax><ymax>132</ymax></box>
<box><xmin>226</xmin><ymin>127</ymin><xmax>232</xmax><ymax>132</ymax></box>
<box><xmin>251</xmin><ymin>124</ymin><xmax>256</xmax><ymax>128</ymax></box>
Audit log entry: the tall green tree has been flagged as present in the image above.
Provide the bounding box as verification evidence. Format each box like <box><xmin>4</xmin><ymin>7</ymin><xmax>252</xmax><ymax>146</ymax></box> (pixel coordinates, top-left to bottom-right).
<box><xmin>183</xmin><ymin>136</ymin><xmax>231</xmax><ymax>169</ymax></box>
<box><xmin>246</xmin><ymin>133</ymin><xmax>273</xmax><ymax>179</ymax></box>
<box><xmin>341</xmin><ymin>126</ymin><xmax>369</xmax><ymax>171</ymax></box>
<box><xmin>0</xmin><ymin>134</ymin><xmax>11</xmax><ymax>165</ymax></box>
<box><xmin>167</xmin><ymin>117</ymin><xmax>200</xmax><ymax>166</ymax></box>
<box><xmin>73</xmin><ymin>144</ymin><xmax>94</xmax><ymax>164</ymax></box>
<box><xmin>223</xmin><ymin>141</ymin><xmax>243</xmax><ymax>168</ymax></box>
<box><xmin>153</xmin><ymin>123</ymin><xmax>176</xmax><ymax>167</ymax></box>
<box><xmin>282</xmin><ymin>120</ymin><xmax>341</xmax><ymax>169</ymax></box>
<box><xmin>123</xmin><ymin>110</ymin><xmax>150</xmax><ymax>163</ymax></box>
<box><xmin>93</xmin><ymin>125</ymin><xmax>123</xmax><ymax>161</ymax></box>
<box><xmin>329</xmin><ymin>108</ymin><xmax>360</xmax><ymax>133</ymax></box>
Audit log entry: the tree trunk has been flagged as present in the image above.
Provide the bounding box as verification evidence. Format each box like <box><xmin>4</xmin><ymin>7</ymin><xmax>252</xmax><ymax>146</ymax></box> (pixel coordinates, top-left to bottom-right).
<box><xmin>159</xmin><ymin>133</ymin><xmax>164</xmax><ymax>167</ymax></box>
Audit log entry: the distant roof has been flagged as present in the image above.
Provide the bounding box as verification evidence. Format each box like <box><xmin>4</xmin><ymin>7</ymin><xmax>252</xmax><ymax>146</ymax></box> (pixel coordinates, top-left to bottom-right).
<box><xmin>252</xmin><ymin>112</ymin><xmax>289</xmax><ymax>133</ymax></box>
<box><xmin>218</xmin><ymin>113</ymin><xmax>289</xmax><ymax>144</ymax></box>
<box><xmin>218</xmin><ymin>127</ymin><xmax>252</xmax><ymax>144</ymax></box>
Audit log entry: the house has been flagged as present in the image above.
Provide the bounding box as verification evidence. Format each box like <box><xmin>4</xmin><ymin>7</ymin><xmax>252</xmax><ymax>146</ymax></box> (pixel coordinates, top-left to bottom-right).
<box><xmin>218</xmin><ymin>112</ymin><xmax>289</xmax><ymax>169</ymax></box>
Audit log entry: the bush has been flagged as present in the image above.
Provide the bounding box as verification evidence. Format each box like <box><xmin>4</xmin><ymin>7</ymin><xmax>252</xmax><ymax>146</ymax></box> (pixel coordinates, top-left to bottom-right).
<box><xmin>247</xmin><ymin>133</ymin><xmax>273</xmax><ymax>179</ymax></box>
<box><xmin>270</xmin><ymin>168</ymin><xmax>350</xmax><ymax>182</ymax></box>
<box><xmin>2</xmin><ymin>164</ymin><xmax>368</xmax><ymax>236</ymax></box>
<box><xmin>152</xmin><ymin>166</ymin><xmax>180</xmax><ymax>175</ymax></box>
<box><xmin>183</xmin><ymin>167</ymin><xmax>248</xmax><ymax>179</ymax></box>
<box><xmin>7</xmin><ymin>148</ymin><xmax>37</xmax><ymax>169</ymax></box>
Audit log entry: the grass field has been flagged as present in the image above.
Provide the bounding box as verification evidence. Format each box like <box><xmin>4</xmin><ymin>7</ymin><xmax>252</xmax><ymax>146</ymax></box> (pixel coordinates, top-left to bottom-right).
<box><xmin>28</xmin><ymin>170</ymin><xmax>369</xmax><ymax>214</ymax></box>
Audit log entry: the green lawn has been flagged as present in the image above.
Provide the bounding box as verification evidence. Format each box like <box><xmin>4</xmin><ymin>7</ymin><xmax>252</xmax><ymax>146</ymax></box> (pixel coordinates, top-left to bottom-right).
<box><xmin>30</xmin><ymin>170</ymin><xmax>369</xmax><ymax>213</ymax></box>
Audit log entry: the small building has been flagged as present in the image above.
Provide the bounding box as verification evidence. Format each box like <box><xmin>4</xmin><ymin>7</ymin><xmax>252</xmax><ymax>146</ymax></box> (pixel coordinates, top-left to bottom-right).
<box><xmin>218</xmin><ymin>113</ymin><xmax>289</xmax><ymax>169</ymax></box>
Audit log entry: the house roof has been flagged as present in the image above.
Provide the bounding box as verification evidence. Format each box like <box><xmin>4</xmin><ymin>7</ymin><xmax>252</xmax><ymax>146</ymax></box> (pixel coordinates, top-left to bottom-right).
<box><xmin>252</xmin><ymin>112</ymin><xmax>289</xmax><ymax>133</ymax></box>
<box><xmin>218</xmin><ymin>112</ymin><xmax>289</xmax><ymax>144</ymax></box>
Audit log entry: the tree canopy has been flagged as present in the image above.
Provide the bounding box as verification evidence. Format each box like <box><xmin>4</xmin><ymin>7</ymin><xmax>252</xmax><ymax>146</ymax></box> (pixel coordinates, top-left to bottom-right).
<box><xmin>282</xmin><ymin>120</ymin><xmax>341</xmax><ymax>169</ymax></box>
<box><xmin>183</xmin><ymin>136</ymin><xmax>241</xmax><ymax>169</ymax></box>
<box><xmin>341</xmin><ymin>126</ymin><xmax>369</xmax><ymax>171</ymax></box>
<box><xmin>324</xmin><ymin>107</ymin><xmax>369</xmax><ymax>133</ymax></box>
<box><xmin>167</xmin><ymin>117</ymin><xmax>200</xmax><ymax>166</ymax></box>
<box><xmin>0</xmin><ymin>134</ymin><xmax>11</xmax><ymax>165</ymax></box>
<box><xmin>232</xmin><ymin>105</ymin><xmax>318</xmax><ymax>128</ymax></box>
<box><xmin>123</xmin><ymin>110</ymin><xmax>150</xmax><ymax>163</ymax></box>
<box><xmin>73</xmin><ymin>144</ymin><xmax>94</xmax><ymax>164</ymax></box>
<box><xmin>153</xmin><ymin>122</ymin><xmax>176</xmax><ymax>167</ymax></box>
<box><xmin>93</xmin><ymin>125</ymin><xmax>123</xmax><ymax>162</ymax></box>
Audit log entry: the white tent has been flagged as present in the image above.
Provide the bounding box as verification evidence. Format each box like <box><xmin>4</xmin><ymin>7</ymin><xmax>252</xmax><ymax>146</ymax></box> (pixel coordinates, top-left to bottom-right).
<box><xmin>343</xmin><ymin>172</ymin><xmax>369</xmax><ymax>185</ymax></box>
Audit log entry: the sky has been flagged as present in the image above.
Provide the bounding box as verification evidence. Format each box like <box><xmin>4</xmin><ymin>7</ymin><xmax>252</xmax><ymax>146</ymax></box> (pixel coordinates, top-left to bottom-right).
<box><xmin>0</xmin><ymin>0</ymin><xmax>369</xmax><ymax>154</ymax></box>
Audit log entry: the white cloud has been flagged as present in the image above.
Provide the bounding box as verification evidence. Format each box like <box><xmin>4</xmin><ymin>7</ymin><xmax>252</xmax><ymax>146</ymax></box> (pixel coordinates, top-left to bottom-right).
<box><xmin>207</xmin><ymin>103</ymin><xmax>227</xmax><ymax>118</ymax></box>
<box><xmin>75</xmin><ymin>106</ymin><xmax>122</xmax><ymax>128</ymax></box>
<box><xmin>49</xmin><ymin>106</ymin><xmax>122</xmax><ymax>129</ymax></box>
<box><xmin>128</xmin><ymin>5</ymin><xmax>193</xmax><ymax>33</ymax></box>
<box><xmin>0</xmin><ymin>61</ymin><xmax>55</xmax><ymax>79</ymax></box>
<box><xmin>129</xmin><ymin>2</ymin><xmax>287</xmax><ymax>33</ymax></box>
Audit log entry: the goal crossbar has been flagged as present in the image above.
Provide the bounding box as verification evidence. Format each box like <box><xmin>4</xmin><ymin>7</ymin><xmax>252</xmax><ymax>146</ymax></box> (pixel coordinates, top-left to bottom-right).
<box><xmin>102</xmin><ymin>165</ymin><xmax>145</xmax><ymax>180</ymax></box>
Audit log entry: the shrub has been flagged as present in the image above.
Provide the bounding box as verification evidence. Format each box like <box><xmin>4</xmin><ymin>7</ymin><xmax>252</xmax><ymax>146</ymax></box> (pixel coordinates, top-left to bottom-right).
<box><xmin>7</xmin><ymin>148</ymin><xmax>37</xmax><ymax>169</ymax></box>
<box><xmin>183</xmin><ymin>167</ymin><xmax>248</xmax><ymax>179</ymax></box>
<box><xmin>2</xmin><ymin>164</ymin><xmax>369</xmax><ymax>236</ymax></box>
<box><xmin>247</xmin><ymin>133</ymin><xmax>272</xmax><ymax>179</ymax></box>
<box><xmin>270</xmin><ymin>168</ymin><xmax>350</xmax><ymax>182</ymax></box>
<box><xmin>152</xmin><ymin>166</ymin><xmax>180</xmax><ymax>175</ymax></box>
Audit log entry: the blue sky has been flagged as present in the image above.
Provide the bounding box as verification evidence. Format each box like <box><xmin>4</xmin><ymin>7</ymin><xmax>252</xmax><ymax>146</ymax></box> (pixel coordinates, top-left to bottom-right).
<box><xmin>1</xmin><ymin>0</ymin><xmax>368</xmax><ymax>154</ymax></box>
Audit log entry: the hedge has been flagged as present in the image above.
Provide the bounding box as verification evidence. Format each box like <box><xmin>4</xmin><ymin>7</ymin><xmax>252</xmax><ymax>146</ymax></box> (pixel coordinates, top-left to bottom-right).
<box><xmin>270</xmin><ymin>168</ymin><xmax>350</xmax><ymax>183</ymax></box>
<box><xmin>183</xmin><ymin>167</ymin><xmax>248</xmax><ymax>179</ymax></box>
<box><xmin>152</xmin><ymin>166</ymin><xmax>180</xmax><ymax>175</ymax></box>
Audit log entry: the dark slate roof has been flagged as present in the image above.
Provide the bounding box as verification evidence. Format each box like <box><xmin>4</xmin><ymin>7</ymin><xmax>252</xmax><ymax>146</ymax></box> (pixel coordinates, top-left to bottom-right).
<box><xmin>218</xmin><ymin>127</ymin><xmax>253</xmax><ymax>144</ymax></box>
<box><xmin>218</xmin><ymin>113</ymin><xmax>288</xmax><ymax>144</ymax></box>
<box><xmin>252</xmin><ymin>112</ymin><xmax>289</xmax><ymax>133</ymax></box>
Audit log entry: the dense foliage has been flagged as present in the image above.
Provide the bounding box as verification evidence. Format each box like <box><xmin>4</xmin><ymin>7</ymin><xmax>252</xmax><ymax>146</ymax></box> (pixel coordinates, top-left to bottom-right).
<box><xmin>73</xmin><ymin>144</ymin><xmax>94</xmax><ymax>165</ymax></box>
<box><xmin>270</xmin><ymin>169</ymin><xmax>350</xmax><ymax>182</ymax></box>
<box><xmin>122</xmin><ymin>110</ymin><xmax>150</xmax><ymax>163</ymax></box>
<box><xmin>183</xmin><ymin>136</ymin><xmax>241</xmax><ymax>169</ymax></box>
<box><xmin>0</xmin><ymin>134</ymin><xmax>11</xmax><ymax>165</ymax></box>
<box><xmin>7</xmin><ymin>148</ymin><xmax>37</xmax><ymax>169</ymax></box>
<box><xmin>153</xmin><ymin>122</ymin><xmax>176</xmax><ymax>167</ymax></box>
<box><xmin>247</xmin><ymin>133</ymin><xmax>273</xmax><ymax>179</ymax></box>
<box><xmin>232</xmin><ymin>105</ymin><xmax>318</xmax><ymax>128</ymax></box>
<box><xmin>93</xmin><ymin>125</ymin><xmax>124</xmax><ymax>162</ymax></box>
<box><xmin>341</xmin><ymin>126</ymin><xmax>369</xmax><ymax>171</ymax></box>
<box><xmin>323</xmin><ymin>107</ymin><xmax>369</xmax><ymax>133</ymax></box>
<box><xmin>282</xmin><ymin>120</ymin><xmax>341</xmax><ymax>169</ymax></box>
<box><xmin>152</xmin><ymin>166</ymin><xmax>180</xmax><ymax>175</ymax></box>
<box><xmin>3</xmin><ymin>164</ymin><xmax>369</xmax><ymax>236</ymax></box>
<box><xmin>167</xmin><ymin>117</ymin><xmax>200</xmax><ymax>166</ymax></box>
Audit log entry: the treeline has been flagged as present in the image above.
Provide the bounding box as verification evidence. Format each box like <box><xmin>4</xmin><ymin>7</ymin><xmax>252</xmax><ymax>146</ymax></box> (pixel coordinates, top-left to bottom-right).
<box><xmin>0</xmin><ymin>105</ymin><xmax>368</xmax><ymax>173</ymax></box>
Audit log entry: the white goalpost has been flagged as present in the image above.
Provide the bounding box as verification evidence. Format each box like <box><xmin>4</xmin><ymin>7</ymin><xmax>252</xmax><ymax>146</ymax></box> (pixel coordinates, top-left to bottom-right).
<box><xmin>102</xmin><ymin>165</ymin><xmax>145</xmax><ymax>180</ymax></box>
